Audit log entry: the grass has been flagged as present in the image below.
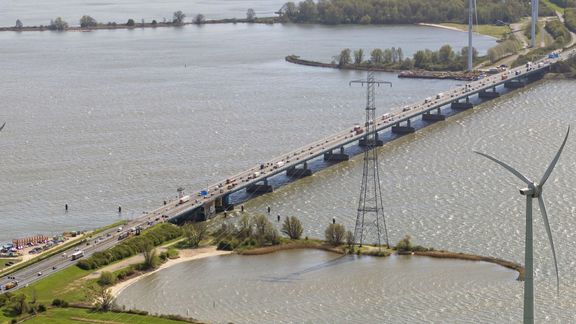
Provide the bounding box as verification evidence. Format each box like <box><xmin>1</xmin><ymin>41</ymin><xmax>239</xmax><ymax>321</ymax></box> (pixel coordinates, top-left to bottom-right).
<box><xmin>17</xmin><ymin>266</ymin><xmax>92</xmax><ymax>304</ymax></box>
<box><xmin>440</xmin><ymin>23</ymin><xmax>510</xmax><ymax>39</ymax></box>
<box><xmin>24</xmin><ymin>307</ymin><xmax>191</xmax><ymax>324</ymax></box>
<box><xmin>0</xmin><ymin>258</ymin><xmax>21</xmax><ymax>271</ymax></box>
<box><xmin>541</xmin><ymin>0</ymin><xmax>564</xmax><ymax>13</ymax></box>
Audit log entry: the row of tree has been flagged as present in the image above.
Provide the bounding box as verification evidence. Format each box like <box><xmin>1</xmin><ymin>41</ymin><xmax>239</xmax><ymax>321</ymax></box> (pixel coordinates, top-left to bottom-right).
<box><xmin>16</xmin><ymin>9</ymin><xmax>259</xmax><ymax>30</ymax></box>
<box><xmin>279</xmin><ymin>0</ymin><xmax>543</xmax><ymax>25</ymax></box>
<box><xmin>76</xmin><ymin>223</ymin><xmax>181</xmax><ymax>270</ymax></box>
<box><xmin>334</xmin><ymin>45</ymin><xmax>478</xmax><ymax>71</ymax></box>
<box><xmin>544</xmin><ymin>19</ymin><xmax>572</xmax><ymax>48</ymax></box>
<box><xmin>564</xmin><ymin>8</ymin><xmax>576</xmax><ymax>34</ymax></box>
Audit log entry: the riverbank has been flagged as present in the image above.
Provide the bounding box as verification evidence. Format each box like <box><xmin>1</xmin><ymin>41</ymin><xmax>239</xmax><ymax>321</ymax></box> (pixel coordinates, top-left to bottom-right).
<box><xmin>0</xmin><ymin>17</ymin><xmax>279</xmax><ymax>32</ymax></box>
<box><xmin>413</xmin><ymin>250</ymin><xmax>525</xmax><ymax>280</ymax></box>
<box><xmin>109</xmin><ymin>246</ymin><xmax>232</xmax><ymax>298</ymax></box>
<box><xmin>285</xmin><ymin>55</ymin><xmax>482</xmax><ymax>81</ymax></box>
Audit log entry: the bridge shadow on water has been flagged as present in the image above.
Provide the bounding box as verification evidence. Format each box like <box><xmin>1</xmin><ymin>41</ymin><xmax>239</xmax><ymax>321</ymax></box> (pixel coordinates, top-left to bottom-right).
<box><xmin>256</xmin><ymin>254</ymin><xmax>354</xmax><ymax>283</ymax></box>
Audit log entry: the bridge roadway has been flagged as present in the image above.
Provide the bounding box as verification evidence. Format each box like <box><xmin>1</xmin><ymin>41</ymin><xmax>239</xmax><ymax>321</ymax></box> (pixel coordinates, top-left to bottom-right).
<box><xmin>164</xmin><ymin>48</ymin><xmax>575</xmax><ymax>221</ymax></box>
<box><xmin>1</xmin><ymin>48</ymin><xmax>574</xmax><ymax>293</ymax></box>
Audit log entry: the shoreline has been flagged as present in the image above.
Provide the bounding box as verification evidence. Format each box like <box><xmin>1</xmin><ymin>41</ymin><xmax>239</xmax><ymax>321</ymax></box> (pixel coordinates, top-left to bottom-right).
<box><xmin>417</xmin><ymin>22</ymin><xmax>467</xmax><ymax>33</ymax></box>
<box><xmin>109</xmin><ymin>243</ymin><xmax>524</xmax><ymax>299</ymax></box>
<box><xmin>109</xmin><ymin>246</ymin><xmax>232</xmax><ymax>298</ymax></box>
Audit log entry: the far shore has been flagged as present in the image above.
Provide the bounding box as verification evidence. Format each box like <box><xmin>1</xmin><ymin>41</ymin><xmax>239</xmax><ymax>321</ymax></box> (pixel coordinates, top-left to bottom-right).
<box><xmin>418</xmin><ymin>22</ymin><xmax>467</xmax><ymax>33</ymax></box>
<box><xmin>108</xmin><ymin>242</ymin><xmax>524</xmax><ymax>299</ymax></box>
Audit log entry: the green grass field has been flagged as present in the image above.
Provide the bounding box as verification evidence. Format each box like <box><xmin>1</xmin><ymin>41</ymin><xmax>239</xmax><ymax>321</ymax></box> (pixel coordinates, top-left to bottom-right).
<box><xmin>24</xmin><ymin>307</ymin><xmax>189</xmax><ymax>324</ymax></box>
<box><xmin>440</xmin><ymin>23</ymin><xmax>511</xmax><ymax>39</ymax></box>
<box><xmin>0</xmin><ymin>258</ymin><xmax>21</xmax><ymax>271</ymax></box>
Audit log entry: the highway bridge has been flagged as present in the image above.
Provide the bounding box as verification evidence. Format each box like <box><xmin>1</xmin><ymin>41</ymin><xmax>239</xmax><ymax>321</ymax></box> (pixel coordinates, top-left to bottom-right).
<box><xmin>163</xmin><ymin>49</ymin><xmax>575</xmax><ymax>223</ymax></box>
<box><xmin>1</xmin><ymin>48</ymin><xmax>574</xmax><ymax>293</ymax></box>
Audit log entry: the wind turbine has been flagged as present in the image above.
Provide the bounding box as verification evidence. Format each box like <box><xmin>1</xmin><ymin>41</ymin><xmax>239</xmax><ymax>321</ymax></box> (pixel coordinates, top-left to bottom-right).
<box><xmin>474</xmin><ymin>126</ymin><xmax>569</xmax><ymax>324</ymax></box>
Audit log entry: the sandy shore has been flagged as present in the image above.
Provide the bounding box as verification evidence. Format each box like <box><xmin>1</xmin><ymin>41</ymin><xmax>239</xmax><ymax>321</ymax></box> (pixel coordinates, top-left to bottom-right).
<box><xmin>418</xmin><ymin>23</ymin><xmax>466</xmax><ymax>33</ymax></box>
<box><xmin>110</xmin><ymin>246</ymin><xmax>232</xmax><ymax>298</ymax></box>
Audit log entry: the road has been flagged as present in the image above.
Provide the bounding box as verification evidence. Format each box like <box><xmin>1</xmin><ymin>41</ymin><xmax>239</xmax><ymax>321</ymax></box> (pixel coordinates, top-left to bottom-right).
<box><xmin>1</xmin><ymin>46</ymin><xmax>573</xmax><ymax>294</ymax></box>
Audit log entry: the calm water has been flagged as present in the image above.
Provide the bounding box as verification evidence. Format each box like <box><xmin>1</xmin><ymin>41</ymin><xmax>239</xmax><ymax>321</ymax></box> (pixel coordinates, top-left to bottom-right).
<box><xmin>116</xmin><ymin>250</ymin><xmax>519</xmax><ymax>323</ymax></box>
<box><xmin>2</xmin><ymin>8</ymin><xmax>575</xmax><ymax>322</ymax></box>
<box><xmin>0</xmin><ymin>0</ymin><xmax>287</xmax><ymax>26</ymax></box>
<box><xmin>0</xmin><ymin>23</ymin><xmax>494</xmax><ymax>241</ymax></box>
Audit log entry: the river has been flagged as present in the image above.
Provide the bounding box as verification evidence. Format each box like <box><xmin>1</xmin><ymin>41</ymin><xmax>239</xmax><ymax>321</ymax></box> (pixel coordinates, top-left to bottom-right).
<box><xmin>2</xmin><ymin>4</ymin><xmax>576</xmax><ymax>322</ymax></box>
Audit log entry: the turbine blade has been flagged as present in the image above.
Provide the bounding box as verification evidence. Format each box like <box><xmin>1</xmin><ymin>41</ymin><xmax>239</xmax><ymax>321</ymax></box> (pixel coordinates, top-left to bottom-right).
<box><xmin>538</xmin><ymin>195</ymin><xmax>560</xmax><ymax>296</ymax></box>
<box><xmin>473</xmin><ymin>151</ymin><xmax>532</xmax><ymax>185</ymax></box>
<box><xmin>540</xmin><ymin>126</ymin><xmax>570</xmax><ymax>186</ymax></box>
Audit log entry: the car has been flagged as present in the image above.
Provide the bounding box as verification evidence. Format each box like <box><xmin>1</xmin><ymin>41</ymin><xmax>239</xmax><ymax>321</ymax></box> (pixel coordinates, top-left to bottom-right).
<box><xmin>37</xmin><ymin>272</ymin><xmax>42</xmax><ymax>276</ymax></box>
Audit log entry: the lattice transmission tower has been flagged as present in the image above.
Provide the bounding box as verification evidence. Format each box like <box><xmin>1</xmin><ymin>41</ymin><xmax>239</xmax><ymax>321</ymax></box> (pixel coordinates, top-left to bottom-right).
<box><xmin>350</xmin><ymin>71</ymin><xmax>391</xmax><ymax>248</ymax></box>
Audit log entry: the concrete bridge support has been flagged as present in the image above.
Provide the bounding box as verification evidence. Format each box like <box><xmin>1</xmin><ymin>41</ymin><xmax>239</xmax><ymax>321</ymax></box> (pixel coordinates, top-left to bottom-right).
<box><xmin>324</xmin><ymin>146</ymin><xmax>349</xmax><ymax>162</ymax></box>
<box><xmin>215</xmin><ymin>194</ymin><xmax>234</xmax><ymax>212</ymax></box>
<box><xmin>286</xmin><ymin>162</ymin><xmax>312</xmax><ymax>178</ymax></box>
<box><xmin>422</xmin><ymin>107</ymin><xmax>446</xmax><ymax>121</ymax></box>
<box><xmin>504</xmin><ymin>79</ymin><xmax>526</xmax><ymax>89</ymax></box>
<box><xmin>478</xmin><ymin>89</ymin><xmax>500</xmax><ymax>99</ymax></box>
<box><xmin>391</xmin><ymin>119</ymin><xmax>416</xmax><ymax>134</ymax></box>
<box><xmin>247</xmin><ymin>179</ymin><xmax>273</xmax><ymax>194</ymax></box>
<box><xmin>359</xmin><ymin>132</ymin><xmax>384</xmax><ymax>146</ymax></box>
<box><xmin>451</xmin><ymin>97</ymin><xmax>474</xmax><ymax>109</ymax></box>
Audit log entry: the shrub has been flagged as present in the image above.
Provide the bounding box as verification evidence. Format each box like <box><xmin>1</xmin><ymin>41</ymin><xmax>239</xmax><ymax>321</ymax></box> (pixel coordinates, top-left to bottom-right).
<box><xmin>281</xmin><ymin>216</ymin><xmax>304</xmax><ymax>239</ymax></box>
<box><xmin>395</xmin><ymin>235</ymin><xmax>413</xmax><ymax>252</ymax></box>
<box><xmin>324</xmin><ymin>223</ymin><xmax>346</xmax><ymax>246</ymax></box>
<box><xmin>97</xmin><ymin>271</ymin><xmax>116</xmax><ymax>286</ymax></box>
<box><xmin>126</xmin><ymin>19</ymin><xmax>135</xmax><ymax>26</ymax></box>
<box><xmin>79</xmin><ymin>15</ymin><xmax>97</xmax><ymax>28</ymax></box>
<box><xmin>217</xmin><ymin>239</ymin><xmax>236</xmax><ymax>251</ymax></box>
<box><xmin>37</xmin><ymin>304</ymin><xmax>46</xmax><ymax>312</ymax></box>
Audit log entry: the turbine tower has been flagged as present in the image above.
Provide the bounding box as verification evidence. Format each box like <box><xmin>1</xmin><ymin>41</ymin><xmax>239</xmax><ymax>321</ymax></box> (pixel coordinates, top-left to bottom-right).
<box><xmin>350</xmin><ymin>71</ymin><xmax>391</xmax><ymax>248</ymax></box>
<box><xmin>474</xmin><ymin>127</ymin><xmax>569</xmax><ymax>324</ymax></box>
<box><xmin>468</xmin><ymin>0</ymin><xmax>474</xmax><ymax>71</ymax></box>
<box><xmin>531</xmin><ymin>0</ymin><xmax>539</xmax><ymax>47</ymax></box>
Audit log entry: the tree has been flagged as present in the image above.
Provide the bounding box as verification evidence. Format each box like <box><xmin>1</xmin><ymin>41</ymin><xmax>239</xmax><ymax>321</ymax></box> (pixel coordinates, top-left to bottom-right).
<box><xmin>194</xmin><ymin>14</ymin><xmax>206</xmax><ymax>24</ymax></box>
<box><xmin>324</xmin><ymin>223</ymin><xmax>346</xmax><ymax>246</ymax></box>
<box><xmin>395</xmin><ymin>234</ymin><xmax>413</xmax><ymax>252</ymax></box>
<box><xmin>337</xmin><ymin>48</ymin><xmax>351</xmax><ymax>67</ymax></box>
<box><xmin>15</xmin><ymin>19</ymin><xmax>23</xmax><ymax>29</ymax></box>
<box><xmin>346</xmin><ymin>230</ymin><xmax>354</xmax><ymax>248</ymax></box>
<box><xmin>246</xmin><ymin>8</ymin><xmax>256</xmax><ymax>22</ymax></box>
<box><xmin>252</xmin><ymin>214</ymin><xmax>280</xmax><ymax>245</ymax></box>
<box><xmin>236</xmin><ymin>213</ymin><xmax>252</xmax><ymax>239</ymax></box>
<box><xmin>151</xmin><ymin>20</ymin><xmax>157</xmax><ymax>26</ymax></box>
<box><xmin>126</xmin><ymin>18</ymin><xmax>135</xmax><ymax>26</ymax></box>
<box><xmin>281</xmin><ymin>216</ymin><xmax>304</xmax><ymax>239</ymax></box>
<box><xmin>80</xmin><ymin>15</ymin><xmax>97</xmax><ymax>28</ymax></box>
<box><xmin>438</xmin><ymin>44</ymin><xmax>454</xmax><ymax>63</ymax></box>
<box><xmin>87</xmin><ymin>284</ymin><xmax>114</xmax><ymax>311</ymax></box>
<box><xmin>8</xmin><ymin>293</ymin><xmax>28</xmax><ymax>315</ymax></box>
<box><xmin>49</xmin><ymin>17</ymin><xmax>68</xmax><ymax>31</ymax></box>
<box><xmin>97</xmin><ymin>271</ymin><xmax>116</xmax><ymax>286</ymax></box>
<box><xmin>141</xmin><ymin>245</ymin><xmax>159</xmax><ymax>270</ymax></box>
<box><xmin>353</xmin><ymin>49</ymin><xmax>364</xmax><ymax>65</ymax></box>
<box><xmin>182</xmin><ymin>222</ymin><xmax>208</xmax><ymax>248</ymax></box>
<box><xmin>173</xmin><ymin>10</ymin><xmax>186</xmax><ymax>24</ymax></box>
<box><xmin>370</xmin><ymin>49</ymin><xmax>384</xmax><ymax>64</ymax></box>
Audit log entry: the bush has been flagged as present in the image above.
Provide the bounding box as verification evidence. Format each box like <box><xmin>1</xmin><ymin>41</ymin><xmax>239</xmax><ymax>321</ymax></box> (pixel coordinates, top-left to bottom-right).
<box><xmin>324</xmin><ymin>223</ymin><xmax>346</xmax><ymax>246</ymax></box>
<box><xmin>77</xmin><ymin>223</ymin><xmax>181</xmax><ymax>270</ymax></box>
<box><xmin>281</xmin><ymin>216</ymin><xmax>304</xmax><ymax>239</ymax></box>
<box><xmin>51</xmin><ymin>298</ymin><xmax>69</xmax><ymax>307</ymax></box>
<box><xmin>37</xmin><ymin>304</ymin><xmax>46</xmax><ymax>312</ymax></box>
<box><xmin>395</xmin><ymin>235</ymin><xmax>413</xmax><ymax>252</ymax></box>
<box><xmin>97</xmin><ymin>271</ymin><xmax>116</xmax><ymax>286</ymax></box>
<box><xmin>126</xmin><ymin>19</ymin><xmax>135</xmax><ymax>26</ymax></box>
<box><xmin>217</xmin><ymin>239</ymin><xmax>236</xmax><ymax>251</ymax></box>
<box><xmin>48</xmin><ymin>17</ymin><xmax>68</xmax><ymax>31</ymax></box>
<box><xmin>566</xmin><ymin>9</ymin><xmax>576</xmax><ymax>33</ymax></box>
<box><xmin>80</xmin><ymin>15</ymin><xmax>97</xmax><ymax>28</ymax></box>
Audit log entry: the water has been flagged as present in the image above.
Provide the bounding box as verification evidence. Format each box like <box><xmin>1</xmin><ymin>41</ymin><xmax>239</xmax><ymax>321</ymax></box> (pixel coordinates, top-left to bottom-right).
<box><xmin>116</xmin><ymin>249</ymin><xmax>520</xmax><ymax>323</ymax></box>
<box><xmin>0</xmin><ymin>23</ymin><xmax>494</xmax><ymax>241</ymax></box>
<box><xmin>2</xmin><ymin>4</ymin><xmax>576</xmax><ymax>321</ymax></box>
<box><xmin>0</xmin><ymin>0</ymin><xmax>287</xmax><ymax>26</ymax></box>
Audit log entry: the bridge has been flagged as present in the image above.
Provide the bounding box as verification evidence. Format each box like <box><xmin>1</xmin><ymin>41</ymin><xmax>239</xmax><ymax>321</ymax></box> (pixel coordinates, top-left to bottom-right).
<box><xmin>161</xmin><ymin>49</ymin><xmax>575</xmax><ymax>223</ymax></box>
<box><xmin>1</xmin><ymin>48</ymin><xmax>573</xmax><ymax>294</ymax></box>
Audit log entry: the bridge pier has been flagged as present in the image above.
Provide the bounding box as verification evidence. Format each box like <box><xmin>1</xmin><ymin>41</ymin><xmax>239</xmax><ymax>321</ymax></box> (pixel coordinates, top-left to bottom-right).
<box><xmin>286</xmin><ymin>162</ymin><xmax>312</xmax><ymax>178</ymax></box>
<box><xmin>324</xmin><ymin>146</ymin><xmax>349</xmax><ymax>162</ymax></box>
<box><xmin>359</xmin><ymin>132</ymin><xmax>384</xmax><ymax>146</ymax></box>
<box><xmin>451</xmin><ymin>97</ymin><xmax>474</xmax><ymax>109</ymax></box>
<box><xmin>422</xmin><ymin>108</ymin><xmax>446</xmax><ymax>121</ymax></box>
<box><xmin>391</xmin><ymin>119</ymin><xmax>415</xmax><ymax>134</ymax></box>
<box><xmin>479</xmin><ymin>89</ymin><xmax>500</xmax><ymax>99</ymax></box>
<box><xmin>504</xmin><ymin>79</ymin><xmax>525</xmax><ymax>89</ymax></box>
<box><xmin>247</xmin><ymin>179</ymin><xmax>273</xmax><ymax>194</ymax></box>
<box><xmin>215</xmin><ymin>194</ymin><xmax>234</xmax><ymax>212</ymax></box>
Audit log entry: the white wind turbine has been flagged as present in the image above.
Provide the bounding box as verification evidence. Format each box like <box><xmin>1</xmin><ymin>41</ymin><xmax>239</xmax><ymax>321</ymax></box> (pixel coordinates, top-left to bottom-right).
<box><xmin>474</xmin><ymin>126</ymin><xmax>569</xmax><ymax>324</ymax></box>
